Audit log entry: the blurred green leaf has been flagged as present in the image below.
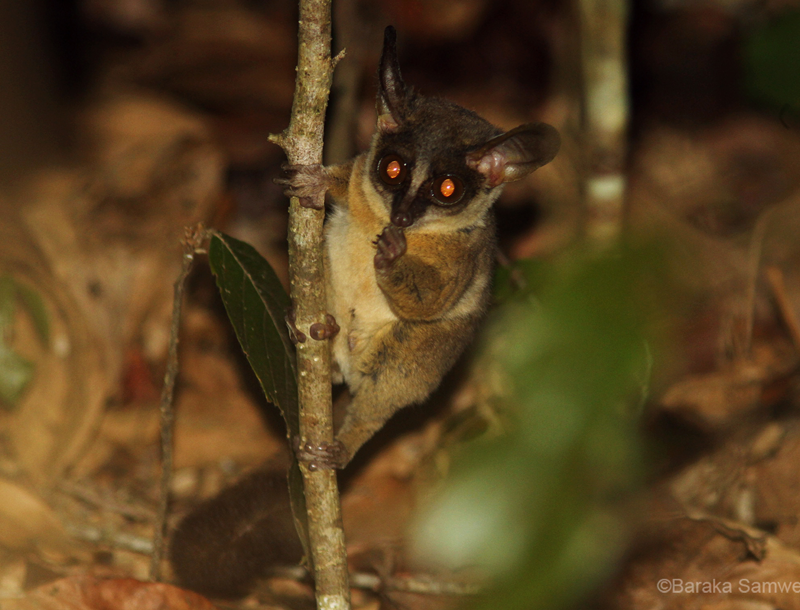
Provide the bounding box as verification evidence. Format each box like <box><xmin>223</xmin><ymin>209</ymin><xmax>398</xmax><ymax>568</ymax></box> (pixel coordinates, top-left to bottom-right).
<box><xmin>743</xmin><ymin>11</ymin><xmax>800</xmax><ymax>109</ymax></box>
<box><xmin>0</xmin><ymin>276</ymin><xmax>51</xmax><ymax>344</ymax></box>
<box><xmin>0</xmin><ymin>275</ymin><xmax>50</xmax><ymax>409</ymax></box>
<box><xmin>0</xmin><ymin>276</ymin><xmax>16</xmax><ymax>331</ymax></box>
<box><xmin>0</xmin><ymin>343</ymin><xmax>34</xmax><ymax>408</ymax></box>
<box><xmin>208</xmin><ymin>232</ymin><xmax>298</xmax><ymax>435</ymax></box>
<box><xmin>493</xmin><ymin>258</ymin><xmax>548</xmax><ymax>304</ymax></box>
<box><xmin>414</xmin><ymin>243</ymin><xmax>666</xmax><ymax>610</ymax></box>
<box><xmin>15</xmin><ymin>282</ymin><xmax>50</xmax><ymax>345</ymax></box>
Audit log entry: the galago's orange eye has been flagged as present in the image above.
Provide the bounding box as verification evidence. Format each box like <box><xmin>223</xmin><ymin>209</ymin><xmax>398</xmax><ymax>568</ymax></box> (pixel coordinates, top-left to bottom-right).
<box><xmin>386</xmin><ymin>160</ymin><xmax>402</xmax><ymax>180</ymax></box>
<box><xmin>431</xmin><ymin>175</ymin><xmax>464</xmax><ymax>205</ymax></box>
<box><xmin>439</xmin><ymin>178</ymin><xmax>456</xmax><ymax>198</ymax></box>
<box><xmin>378</xmin><ymin>154</ymin><xmax>407</xmax><ymax>186</ymax></box>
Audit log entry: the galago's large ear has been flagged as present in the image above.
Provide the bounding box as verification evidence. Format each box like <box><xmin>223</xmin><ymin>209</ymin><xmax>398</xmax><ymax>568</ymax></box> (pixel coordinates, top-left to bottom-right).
<box><xmin>377</xmin><ymin>26</ymin><xmax>407</xmax><ymax>133</ymax></box>
<box><xmin>466</xmin><ymin>123</ymin><xmax>561</xmax><ymax>187</ymax></box>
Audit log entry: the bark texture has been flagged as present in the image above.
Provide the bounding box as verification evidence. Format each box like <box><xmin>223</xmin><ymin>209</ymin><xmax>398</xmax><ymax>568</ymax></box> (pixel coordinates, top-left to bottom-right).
<box><xmin>271</xmin><ymin>2</ymin><xmax>351</xmax><ymax>608</ymax></box>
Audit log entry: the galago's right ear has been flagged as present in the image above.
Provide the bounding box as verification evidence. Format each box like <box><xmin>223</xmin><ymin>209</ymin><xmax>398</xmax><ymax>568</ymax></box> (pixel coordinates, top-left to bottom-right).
<box><xmin>466</xmin><ymin>122</ymin><xmax>561</xmax><ymax>187</ymax></box>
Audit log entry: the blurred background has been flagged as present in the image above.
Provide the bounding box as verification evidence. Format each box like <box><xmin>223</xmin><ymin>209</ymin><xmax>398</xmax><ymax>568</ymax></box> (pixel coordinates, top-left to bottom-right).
<box><xmin>2</xmin><ymin>0</ymin><xmax>800</xmax><ymax>609</ymax></box>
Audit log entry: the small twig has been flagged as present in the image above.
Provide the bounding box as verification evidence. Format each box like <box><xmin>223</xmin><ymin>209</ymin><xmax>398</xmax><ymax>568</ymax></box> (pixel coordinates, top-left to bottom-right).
<box><xmin>683</xmin><ymin>510</ymin><xmax>768</xmax><ymax>560</ymax></box>
<box><xmin>332</xmin><ymin>48</ymin><xmax>347</xmax><ymax>70</ymax></box>
<box><xmin>56</xmin><ymin>480</ymin><xmax>155</xmax><ymax>523</ymax></box>
<box><xmin>149</xmin><ymin>223</ymin><xmax>208</xmax><ymax>582</ymax></box>
<box><xmin>67</xmin><ymin>522</ymin><xmax>155</xmax><ymax>555</ymax></box>
<box><xmin>374</xmin><ymin>574</ymin><xmax>481</xmax><ymax>597</ymax></box>
<box><xmin>325</xmin><ymin>0</ymin><xmax>372</xmax><ymax>165</ymax></box>
<box><xmin>741</xmin><ymin>212</ymin><xmax>771</xmax><ymax>358</ymax></box>
<box><xmin>765</xmin><ymin>265</ymin><xmax>800</xmax><ymax>353</ymax></box>
<box><xmin>270</xmin><ymin>566</ymin><xmax>481</xmax><ymax>596</ymax></box>
<box><xmin>495</xmin><ymin>250</ymin><xmax>528</xmax><ymax>294</ymax></box>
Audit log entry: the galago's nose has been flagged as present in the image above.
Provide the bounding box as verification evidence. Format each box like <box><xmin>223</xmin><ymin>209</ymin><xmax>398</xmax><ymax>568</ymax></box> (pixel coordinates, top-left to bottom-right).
<box><xmin>391</xmin><ymin>210</ymin><xmax>413</xmax><ymax>227</ymax></box>
<box><xmin>390</xmin><ymin>194</ymin><xmax>426</xmax><ymax>228</ymax></box>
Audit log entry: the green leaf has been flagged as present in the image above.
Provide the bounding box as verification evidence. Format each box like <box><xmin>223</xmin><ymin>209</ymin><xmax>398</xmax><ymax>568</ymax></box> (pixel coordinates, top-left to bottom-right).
<box><xmin>208</xmin><ymin>232</ymin><xmax>310</xmax><ymax>563</ymax></box>
<box><xmin>414</xmin><ymin>243</ymin><xmax>667</xmax><ymax>610</ymax></box>
<box><xmin>15</xmin><ymin>282</ymin><xmax>50</xmax><ymax>345</ymax></box>
<box><xmin>208</xmin><ymin>232</ymin><xmax>299</xmax><ymax>436</ymax></box>
<box><xmin>0</xmin><ymin>275</ymin><xmax>49</xmax><ymax>408</ymax></box>
<box><xmin>0</xmin><ymin>276</ymin><xmax>15</xmax><ymax>331</ymax></box>
<box><xmin>0</xmin><ymin>342</ymin><xmax>34</xmax><ymax>408</ymax></box>
<box><xmin>493</xmin><ymin>258</ymin><xmax>548</xmax><ymax>305</ymax></box>
<box><xmin>743</xmin><ymin>11</ymin><xmax>800</xmax><ymax>109</ymax></box>
<box><xmin>0</xmin><ymin>275</ymin><xmax>50</xmax><ymax>345</ymax></box>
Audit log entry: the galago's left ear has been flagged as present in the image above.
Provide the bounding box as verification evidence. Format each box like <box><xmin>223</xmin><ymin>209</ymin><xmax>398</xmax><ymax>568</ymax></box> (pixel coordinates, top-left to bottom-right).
<box><xmin>377</xmin><ymin>26</ymin><xmax>407</xmax><ymax>133</ymax></box>
<box><xmin>466</xmin><ymin>122</ymin><xmax>561</xmax><ymax>187</ymax></box>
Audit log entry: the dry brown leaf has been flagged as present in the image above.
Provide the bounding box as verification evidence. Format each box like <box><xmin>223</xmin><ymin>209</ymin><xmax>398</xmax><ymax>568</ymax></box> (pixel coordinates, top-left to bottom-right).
<box><xmin>658</xmin><ymin>341</ymin><xmax>797</xmax><ymax>430</ymax></box>
<box><xmin>1</xmin><ymin>92</ymin><xmax>224</xmax><ymax>485</ymax></box>
<box><xmin>606</xmin><ymin>516</ymin><xmax>800</xmax><ymax>610</ymax></box>
<box><xmin>660</xmin><ymin>367</ymin><xmax>762</xmax><ymax>429</ymax></box>
<box><xmin>0</xmin><ymin>479</ymin><xmax>73</xmax><ymax>556</ymax></box>
<box><xmin>2</xmin><ymin>575</ymin><xmax>217</xmax><ymax>610</ymax></box>
<box><xmin>668</xmin><ymin>421</ymin><xmax>793</xmax><ymax>525</ymax></box>
<box><xmin>749</xmin><ymin>426</ymin><xmax>800</xmax><ymax>550</ymax></box>
<box><xmin>172</xmin><ymin>342</ymin><xmax>283</xmax><ymax>469</ymax></box>
<box><xmin>628</xmin><ymin>115</ymin><xmax>800</xmax><ymax>368</ymax></box>
<box><xmin>127</xmin><ymin>6</ymin><xmax>295</xmax><ymax>166</ymax></box>
<box><xmin>0</xmin><ymin>215</ymin><xmax>113</xmax><ymax>487</ymax></box>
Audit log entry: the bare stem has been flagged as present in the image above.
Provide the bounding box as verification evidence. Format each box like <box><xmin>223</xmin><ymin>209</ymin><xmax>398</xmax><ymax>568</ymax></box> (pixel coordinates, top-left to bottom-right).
<box><xmin>579</xmin><ymin>0</ymin><xmax>629</xmax><ymax>243</ymax></box>
<box><xmin>150</xmin><ymin>223</ymin><xmax>208</xmax><ymax>581</ymax></box>
<box><xmin>274</xmin><ymin>1</ymin><xmax>351</xmax><ymax>608</ymax></box>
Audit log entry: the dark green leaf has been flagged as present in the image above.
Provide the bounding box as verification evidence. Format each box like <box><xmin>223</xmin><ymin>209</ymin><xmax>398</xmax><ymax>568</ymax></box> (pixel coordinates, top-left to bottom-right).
<box><xmin>208</xmin><ymin>232</ymin><xmax>299</xmax><ymax>436</ymax></box>
<box><xmin>743</xmin><ymin>11</ymin><xmax>800</xmax><ymax>109</ymax></box>
<box><xmin>208</xmin><ymin>232</ymin><xmax>311</xmax><ymax>565</ymax></box>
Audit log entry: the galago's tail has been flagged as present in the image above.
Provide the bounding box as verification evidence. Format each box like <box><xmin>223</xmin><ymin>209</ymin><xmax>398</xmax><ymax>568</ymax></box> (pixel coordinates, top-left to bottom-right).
<box><xmin>169</xmin><ymin>468</ymin><xmax>303</xmax><ymax>599</ymax></box>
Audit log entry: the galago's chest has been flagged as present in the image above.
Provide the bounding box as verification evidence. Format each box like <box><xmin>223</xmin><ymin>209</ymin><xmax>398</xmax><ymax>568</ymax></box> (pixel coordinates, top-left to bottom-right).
<box><xmin>324</xmin><ymin>171</ymin><xmax>397</xmax><ymax>377</ymax></box>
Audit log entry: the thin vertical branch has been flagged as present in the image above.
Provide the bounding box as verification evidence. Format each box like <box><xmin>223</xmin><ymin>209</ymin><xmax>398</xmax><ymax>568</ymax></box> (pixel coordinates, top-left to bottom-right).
<box><xmin>766</xmin><ymin>265</ymin><xmax>800</xmax><ymax>353</ymax></box>
<box><xmin>741</xmin><ymin>212</ymin><xmax>768</xmax><ymax>357</ymax></box>
<box><xmin>579</xmin><ymin>0</ymin><xmax>629</xmax><ymax>243</ymax></box>
<box><xmin>325</xmin><ymin>0</ymin><xmax>374</xmax><ymax>165</ymax></box>
<box><xmin>150</xmin><ymin>224</ymin><xmax>207</xmax><ymax>581</ymax></box>
<box><xmin>269</xmin><ymin>1</ymin><xmax>351</xmax><ymax>608</ymax></box>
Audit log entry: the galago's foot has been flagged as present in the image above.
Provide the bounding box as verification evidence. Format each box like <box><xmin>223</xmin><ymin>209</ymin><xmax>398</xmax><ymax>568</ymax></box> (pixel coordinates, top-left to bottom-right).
<box><xmin>274</xmin><ymin>164</ymin><xmax>330</xmax><ymax>210</ymax></box>
<box><xmin>293</xmin><ymin>436</ymin><xmax>348</xmax><ymax>470</ymax></box>
<box><xmin>286</xmin><ymin>307</ymin><xmax>339</xmax><ymax>344</ymax></box>
<box><xmin>309</xmin><ymin>313</ymin><xmax>339</xmax><ymax>341</ymax></box>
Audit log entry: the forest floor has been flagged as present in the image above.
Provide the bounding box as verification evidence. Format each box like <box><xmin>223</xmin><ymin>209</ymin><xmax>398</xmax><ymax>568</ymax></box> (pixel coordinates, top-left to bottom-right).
<box><xmin>2</xmin><ymin>1</ymin><xmax>800</xmax><ymax>609</ymax></box>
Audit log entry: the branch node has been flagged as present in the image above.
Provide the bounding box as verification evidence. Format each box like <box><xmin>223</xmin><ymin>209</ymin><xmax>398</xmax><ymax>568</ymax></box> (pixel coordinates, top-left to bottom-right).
<box><xmin>331</xmin><ymin>48</ymin><xmax>347</xmax><ymax>70</ymax></box>
<box><xmin>183</xmin><ymin>222</ymin><xmax>210</xmax><ymax>255</ymax></box>
<box><xmin>269</xmin><ymin>131</ymin><xmax>287</xmax><ymax>149</ymax></box>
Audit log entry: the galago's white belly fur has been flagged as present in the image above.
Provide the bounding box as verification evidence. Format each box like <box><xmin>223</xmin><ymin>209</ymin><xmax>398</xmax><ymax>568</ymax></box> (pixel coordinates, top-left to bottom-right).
<box><xmin>324</xmin><ymin>161</ymin><xmax>397</xmax><ymax>389</ymax></box>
